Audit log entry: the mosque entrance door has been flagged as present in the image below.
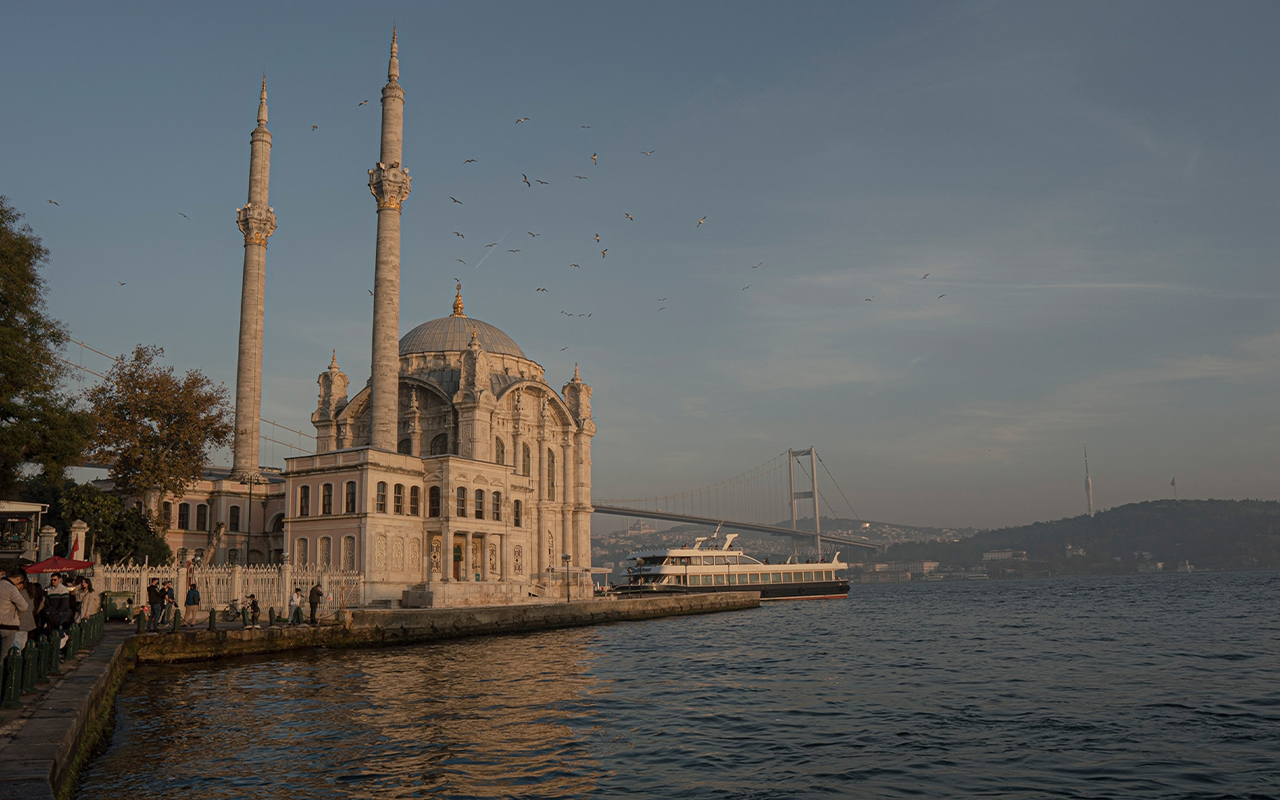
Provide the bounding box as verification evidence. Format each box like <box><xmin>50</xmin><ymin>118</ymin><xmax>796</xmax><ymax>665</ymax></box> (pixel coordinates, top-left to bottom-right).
<box><xmin>453</xmin><ymin>544</ymin><xmax>463</xmax><ymax>581</ymax></box>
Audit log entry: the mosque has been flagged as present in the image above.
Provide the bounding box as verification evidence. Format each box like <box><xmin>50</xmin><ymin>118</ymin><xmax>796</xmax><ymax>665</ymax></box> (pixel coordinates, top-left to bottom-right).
<box><xmin>153</xmin><ymin>32</ymin><xmax>596</xmax><ymax>606</ymax></box>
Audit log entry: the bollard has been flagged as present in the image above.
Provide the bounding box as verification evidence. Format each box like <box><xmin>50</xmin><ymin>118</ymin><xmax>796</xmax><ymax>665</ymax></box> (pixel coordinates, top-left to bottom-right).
<box><xmin>21</xmin><ymin>640</ymin><xmax>38</xmax><ymax>694</ymax></box>
<box><xmin>172</xmin><ymin>608</ymin><xmax>182</xmax><ymax>632</ymax></box>
<box><xmin>241</xmin><ymin>607</ymin><xmax>250</xmax><ymax>628</ymax></box>
<box><xmin>209</xmin><ymin>608</ymin><xmax>218</xmax><ymax>631</ymax></box>
<box><xmin>65</xmin><ymin>625</ymin><xmax>77</xmax><ymax>660</ymax></box>
<box><xmin>33</xmin><ymin>636</ymin><xmax>50</xmax><ymax>685</ymax></box>
<box><xmin>1</xmin><ymin>648</ymin><xmax>21</xmax><ymax>709</ymax></box>
<box><xmin>268</xmin><ymin>607</ymin><xmax>276</xmax><ymax>626</ymax></box>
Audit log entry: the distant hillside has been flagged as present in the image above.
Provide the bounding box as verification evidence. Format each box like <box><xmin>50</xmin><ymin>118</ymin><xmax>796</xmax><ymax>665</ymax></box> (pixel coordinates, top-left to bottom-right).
<box><xmin>885</xmin><ymin>500</ymin><xmax>1280</xmax><ymax>575</ymax></box>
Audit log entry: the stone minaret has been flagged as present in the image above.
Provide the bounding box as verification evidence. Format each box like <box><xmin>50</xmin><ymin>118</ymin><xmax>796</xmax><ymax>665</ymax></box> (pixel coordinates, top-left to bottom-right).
<box><xmin>232</xmin><ymin>77</ymin><xmax>277</xmax><ymax>478</ymax></box>
<box><xmin>367</xmin><ymin>29</ymin><xmax>412</xmax><ymax>451</ymax></box>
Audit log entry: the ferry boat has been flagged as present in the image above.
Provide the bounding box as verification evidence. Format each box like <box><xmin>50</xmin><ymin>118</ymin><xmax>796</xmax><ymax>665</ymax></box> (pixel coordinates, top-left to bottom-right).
<box><xmin>615</xmin><ymin>530</ymin><xmax>849</xmax><ymax>600</ymax></box>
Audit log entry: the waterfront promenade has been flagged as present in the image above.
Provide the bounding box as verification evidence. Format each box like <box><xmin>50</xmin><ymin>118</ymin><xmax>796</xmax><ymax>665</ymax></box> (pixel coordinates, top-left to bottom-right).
<box><xmin>0</xmin><ymin>592</ymin><xmax>759</xmax><ymax>799</ymax></box>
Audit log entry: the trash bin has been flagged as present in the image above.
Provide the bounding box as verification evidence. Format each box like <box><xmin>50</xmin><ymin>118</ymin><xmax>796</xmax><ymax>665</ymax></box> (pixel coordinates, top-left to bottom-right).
<box><xmin>101</xmin><ymin>591</ymin><xmax>136</xmax><ymax>620</ymax></box>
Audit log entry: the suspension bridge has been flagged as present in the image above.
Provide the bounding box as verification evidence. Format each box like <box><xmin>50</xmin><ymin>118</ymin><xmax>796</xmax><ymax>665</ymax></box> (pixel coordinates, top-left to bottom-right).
<box><xmin>595</xmin><ymin>448</ymin><xmax>879</xmax><ymax>555</ymax></box>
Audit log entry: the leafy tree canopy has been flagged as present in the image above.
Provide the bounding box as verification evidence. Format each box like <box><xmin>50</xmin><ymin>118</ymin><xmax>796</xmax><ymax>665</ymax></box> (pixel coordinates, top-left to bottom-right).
<box><xmin>20</xmin><ymin>475</ymin><xmax>171</xmax><ymax>565</ymax></box>
<box><xmin>85</xmin><ymin>344</ymin><xmax>233</xmax><ymax>521</ymax></box>
<box><xmin>0</xmin><ymin>196</ymin><xmax>92</xmax><ymax>498</ymax></box>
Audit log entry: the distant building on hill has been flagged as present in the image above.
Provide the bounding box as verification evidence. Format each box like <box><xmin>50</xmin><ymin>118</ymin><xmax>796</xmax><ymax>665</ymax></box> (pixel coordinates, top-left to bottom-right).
<box><xmin>982</xmin><ymin>549</ymin><xmax>1027</xmax><ymax>562</ymax></box>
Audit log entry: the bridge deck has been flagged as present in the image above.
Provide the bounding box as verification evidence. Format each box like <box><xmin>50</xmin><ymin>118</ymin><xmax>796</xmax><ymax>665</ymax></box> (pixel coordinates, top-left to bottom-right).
<box><xmin>591</xmin><ymin>505</ymin><xmax>879</xmax><ymax>552</ymax></box>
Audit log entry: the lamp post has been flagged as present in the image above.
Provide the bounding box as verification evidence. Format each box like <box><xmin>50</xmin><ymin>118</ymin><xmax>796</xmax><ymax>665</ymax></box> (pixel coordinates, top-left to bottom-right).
<box><xmin>561</xmin><ymin>553</ymin><xmax>572</xmax><ymax>603</ymax></box>
<box><xmin>238</xmin><ymin>472</ymin><xmax>265</xmax><ymax>564</ymax></box>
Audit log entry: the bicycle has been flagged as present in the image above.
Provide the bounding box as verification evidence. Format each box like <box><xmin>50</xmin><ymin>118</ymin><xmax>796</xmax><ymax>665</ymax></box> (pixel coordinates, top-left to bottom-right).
<box><xmin>217</xmin><ymin>598</ymin><xmax>244</xmax><ymax>622</ymax></box>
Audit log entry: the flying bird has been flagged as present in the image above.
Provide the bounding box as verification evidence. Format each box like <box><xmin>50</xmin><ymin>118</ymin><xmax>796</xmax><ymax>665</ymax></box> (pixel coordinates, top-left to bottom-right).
<box><xmin>178</xmin><ymin>212</ymin><xmax>190</xmax><ymax>220</ymax></box>
<box><xmin>456</xmin><ymin>259</ymin><xmax>466</xmax><ymax>265</ymax></box>
<box><xmin>591</xmin><ymin>153</ymin><xmax>597</xmax><ymax>165</ymax></box>
<box><xmin>594</xmin><ymin>233</ymin><xmax>600</xmax><ymax>242</ymax></box>
<box><xmin>560</xmin><ymin>347</ymin><xmax>569</xmax><ymax>351</ymax></box>
<box><xmin>537</xmin><ymin>288</ymin><xmax>548</xmax><ymax>292</ymax></box>
<box><xmin>624</xmin><ymin>213</ymin><xmax>633</xmax><ymax>221</ymax></box>
<box><xmin>696</xmin><ymin>216</ymin><xmax>706</xmax><ymax>227</ymax></box>
<box><xmin>938</xmin><ymin>294</ymin><xmax>946</xmax><ymax>299</ymax></box>
<box><xmin>485</xmin><ymin>243</ymin><xmax>498</xmax><ymax>247</ymax></box>
<box><xmin>922</xmin><ymin>273</ymin><xmax>929</xmax><ymax>279</ymax></box>
<box><xmin>369</xmin><ymin>289</ymin><xmax>374</xmax><ymax>296</ymax></box>
<box><xmin>536</xmin><ymin>179</ymin><xmax>549</xmax><ymax>185</ymax></box>
<box><xmin>575</xmin><ymin>175</ymin><xmax>588</xmax><ymax>179</ymax></box>
<box><xmin>641</xmin><ymin>150</ymin><xmax>654</xmax><ymax>156</ymax></box>
<box><xmin>463</xmin><ymin>159</ymin><xmax>476</xmax><ymax>164</ymax></box>
<box><xmin>450</xmin><ymin>197</ymin><xmax>463</xmax><ymax>204</ymax></box>
<box><xmin>358</xmin><ymin>100</ymin><xmax>369</xmax><ymax>106</ymax></box>
<box><xmin>743</xmin><ymin>285</ymin><xmax>751</xmax><ymax>291</ymax></box>
<box><xmin>516</xmin><ymin>117</ymin><xmax>529</xmax><ymax>124</ymax></box>
<box><xmin>865</xmin><ymin>297</ymin><xmax>873</xmax><ymax>302</ymax></box>
<box><xmin>581</xmin><ymin>125</ymin><xmax>591</xmax><ymax>128</ymax></box>
<box><xmin>47</xmin><ymin>199</ymin><xmax>58</xmax><ymax>206</ymax></box>
<box><xmin>753</xmin><ymin>262</ymin><xmax>762</xmax><ymax>269</ymax></box>
<box><xmin>601</xmin><ymin>249</ymin><xmax>608</xmax><ymax>258</ymax></box>
<box><xmin>658</xmin><ymin>298</ymin><xmax>667</xmax><ymax>302</ymax></box>
<box><xmin>522</xmin><ymin>174</ymin><xmax>531</xmax><ymax>187</ymax></box>
<box><xmin>453</xmin><ymin>231</ymin><xmax>465</xmax><ymax>238</ymax></box>
<box><xmin>311</xmin><ymin>125</ymin><xmax>318</xmax><ymax>131</ymax></box>
<box><xmin>658</xmin><ymin>307</ymin><xmax>665</xmax><ymax>311</ymax></box>
<box><xmin>117</xmin><ymin>281</ymin><xmax>126</xmax><ymax>286</ymax></box>
<box><xmin>508</xmin><ymin>249</ymin><xmax>521</xmax><ymax>253</ymax></box>
<box><xmin>528</xmin><ymin>232</ymin><xmax>540</xmax><ymax>237</ymax></box>
<box><xmin>569</xmin><ymin>263</ymin><xmax>580</xmax><ymax>268</ymax></box>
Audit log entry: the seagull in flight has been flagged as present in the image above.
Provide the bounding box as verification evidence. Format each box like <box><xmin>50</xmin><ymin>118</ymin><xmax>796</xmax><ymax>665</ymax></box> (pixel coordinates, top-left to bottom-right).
<box><xmin>456</xmin><ymin>259</ymin><xmax>466</xmax><ymax>265</ymax></box>
<box><xmin>537</xmin><ymin>288</ymin><xmax>548</xmax><ymax>292</ymax></box>
<box><xmin>463</xmin><ymin>159</ymin><xmax>476</xmax><ymax>164</ymax></box>
<box><xmin>528</xmin><ymin>232</ymin><xmax>540</xmax><ymax>237</ymax></box>
<box><xmin>743</xmin><ymin>285</ymin><xmax>751</xmax><ymax>291</ymax></box>
<box><xmin>453</xmin><ymin>231</ymin><xmax>465</xmax><ymax>238</ymax></box>
<box><xmin>575</xmin><ymin>175</ymin><xmax>588</xmax><ymax>179</ymax></box>
<box><xmin>581</xmin><ymin>125</ymin><xmax>591</xmax><ymax>129</ymax></box>
<box><xmin>922</xmin><ymin>273</ymin><xmax>930</xmax><ymax>279</ymax></box>
<box><xmin>178</xmin><ymin>212</ymin><xmax>190</xmax><ymax>220</ymax></box>
<box><xmin>641</xmin><ymin>150</ymin><xmax>655</xmax><ymax>156</ymax></box>
<box><xmin>47</xmin><ymin>199</ymin><xmax>58</xmax><ymax>206</ymax></box>
<box><xmin>658</xmin><ymin>298</ymin><xmax>667</xmax><ymax>302</ymax></box>
<box><xmin>560</xmin><ymin>347</ymin><xmax>569</xmax><ymax>351</ymax></box>
<box><xmin>522</xmin><ymin>174</ymin><xmax>531</xmax><ymax>187</ymax></box>
<box><xmin>508</xmin><ymin>249</ymin><xmax>521</xmax><ymax>253</ymax></box>
<box><xmin>485</xmin><ymin>243</ymin><xmax>498</xmax><ymax>247</ymax></box>
<box><xmin>536</xmin><ymin>179</ymin><xmax>549</xmax><ymax>185</ymax></box>
<box><xmin>594</xmin><ymin>233</ymin><xmax>600</xmax><ymax>243</ymax></box>
<box><xmin>117</xmin><ymin>281</ymin><xmax>126</xmax><ymax>286</ymax></box>
<box><xmin>696</xmin><ymin>216</ymin><xmax>706</xmax><ymax>228</ymax></box>
<box><xmin>516</xmin><ymin>117</ymin><xmax>530</xmax><ymax>124</ymax></box>
<box><xmin>601</xmin><ymin>249</ymin><xmax>608</xmax><ymax>258</ymax></box>
<box><xmin>311</xmin><ymin>125</ymin><xmax>318</xmax><ymax>131</ymax></box>
<box><xmin>358</xmin><ymin>100</ymin><xmax>369</xmax><ymax>106</ymax></box>
<box><xmin>450</xmin><ymin>197</ymin><xmax>463</xmax><ymax>204</ymax></box>
<box><xmin>591</xmin><ymin>153</ymin><xmax>598</xmax><ymax>165</ymax></box>
<box><xmin>753</xmin><ymin>262</ymin><xmax>762</xmax><ymax>269</ymax></box>
<box><xmin>570</xmin><ymin>263</ymin><xmax>580</xmax><ymax>268</ymax></box>
<box><xmin>369</xmin><ymin>289</ymin><xmax>374</xmax><ymax>296</ymax></box>
<box><xmin>625</xmin><ymin>213</ymin><xmax>633</xmax><ymax>221</ymax></box>
<box><xmin>938</xmin><ymin>294</ymin><xmax>946</xmax><ymax>299</ymax></box>
<box><xmin>658</xmin><ymin>307</ymin><xmax>665</xmax><ymax>311</ymax></box>
<box><xmin>865</xmin><ymin>297</ymin><xmax>873</xmax><ymax>302</ymax></box>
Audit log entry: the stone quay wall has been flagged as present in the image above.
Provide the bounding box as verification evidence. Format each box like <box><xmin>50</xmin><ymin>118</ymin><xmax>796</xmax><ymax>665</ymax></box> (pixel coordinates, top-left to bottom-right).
<box><xmin>0</xmin><ymin>592</ymin><xmax>759</xmax><ymax>799</ymax></box>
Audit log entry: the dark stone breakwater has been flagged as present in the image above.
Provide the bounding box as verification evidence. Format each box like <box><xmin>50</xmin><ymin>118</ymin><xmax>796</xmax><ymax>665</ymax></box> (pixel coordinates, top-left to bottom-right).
<box><xmin>0</xmin><ymin>592</ymin><xmax>760</xmax><ymax>799</ymax></box>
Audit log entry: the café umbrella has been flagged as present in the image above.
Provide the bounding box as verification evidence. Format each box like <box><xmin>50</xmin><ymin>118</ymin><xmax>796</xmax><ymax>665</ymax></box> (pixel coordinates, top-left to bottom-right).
<box><xmin>24</xmin><ymin>556</ymin><xmax>95</xmax><ymax>573</ymax></box>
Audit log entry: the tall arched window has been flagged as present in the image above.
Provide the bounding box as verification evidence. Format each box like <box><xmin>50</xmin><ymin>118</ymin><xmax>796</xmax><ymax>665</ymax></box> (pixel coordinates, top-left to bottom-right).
<box><xmin>376</xmin><ymin>482</ymin><xmax>387</xmax><ymax>513</ymax></box>
<box><xmin>299</xmin><ymin>486</ymin><xmax>311</xmax><ymax>517</ymax></box>
<box><xmin>295</xmin><ymin>537</ymin><xmax>309</xmax><ymax>567</ymax></box>
<box><xmin>475</xmin><ymin>490</ymin><xmax>485</xmax><ymax>520</ymax></box>
<box><xmin>393</xmin><ymin>484</ymin><xmax>405</xmax><ymax>515</ymax></box>
<box><xmin>345</xmin><ymin>481</ymin><xmax>357</xmax><ymax>514</ymax></box>
<box><xmin>546</xmin><ymin>449</ymin><xmax>556</xmax><ymax>501</ymax></box>
<box><xmin>178</xmin><ymin>503</ymin><xmax>190</xmax><ymax>530</ymax></box>
<box><xmin>409</xmin><ymin>486</ymin><xmax>420</xmax><ymax>516</ymax></box>
<box><xmin>196</xmin><ymin>503</ymin><xmax>209</xmax><ymax>531</ymax></box>
<box><xmin>492</xmin><ymin>491</ymin><xmax>502</xmax><ymax>522</ymax></box>
<box><xmin>513</xmin><ymin>500</ymin><xmax>522</xmax><ymax>528</ymax></box>
<box><xmin>322</xmin><ymin>484</ymin><xmax>333</xmax><ymax>515</ymax></box>
<box><xmin>456</xmin><ymin>487</ymin><xmax>467</xmax><ymax>517</ymax></box>
<box><xmin>428</xmin><ymin>486</ymin><xmax>441</xmax><ymax>517</ymax></box>
<box><xmin>430</xmin><ymin>433</ymin><xmax>449</xmax><ymax>455</ymax></box>
<box><xmin>522</xmin><ymin>444</ymin><xmax>531</xmax><ymax>476</ymax></box>
<box><xmin>495</xmin><ymin>438</ymin><xmax>506</xmax><ymax>466</ymax></box>
<box><xmin>229</xmin><ymin>505</ymin><xmax>241</xmax><ymax>532</ymax></box>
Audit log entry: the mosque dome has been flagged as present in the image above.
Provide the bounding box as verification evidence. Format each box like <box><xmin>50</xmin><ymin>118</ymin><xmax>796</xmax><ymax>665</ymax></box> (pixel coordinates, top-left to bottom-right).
<box><xmin>398</xmin><ymin>285</ymin><xmax>526</xmax><ymax>358</ymax></box>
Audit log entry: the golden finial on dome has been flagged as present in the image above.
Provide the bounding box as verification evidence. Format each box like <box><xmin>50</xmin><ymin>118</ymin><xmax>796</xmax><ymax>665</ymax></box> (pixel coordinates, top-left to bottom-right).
<box><xmin>451</xmin><ymin>282</ymin><xmax>465</xmax><ymax>317</ymax></box>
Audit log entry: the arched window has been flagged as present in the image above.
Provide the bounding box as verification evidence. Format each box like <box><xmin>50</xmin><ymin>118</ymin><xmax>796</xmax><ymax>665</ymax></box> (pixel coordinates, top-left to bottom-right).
<box><xmin>522</xmin><ymin>444</ymin><xmax>531</xmax><ymax>476</ymax></box>
<box><xmin>394</xmin><ymin>483</ymin><xmax>405</xmax><ymax>514</ymax></box>
<box><xmin>456</xmin><ymin>487</ymin><xmax>467</xmax><ymax>517</ymax></box>
<box><xmin>475</xmin><ymin>489</ymin><xmax>485</xmax><ymax>520</ymax></box>
<box><xmin>319</xmin><ymin>536</ymin><xmax>332</xmax><ymax>569</ymax></box>
<box><xmin>322</xmin><ymin>483</ymin><xmax>333</xmax><ymax>515</ymax></box>
<box><xmin>398</xmin><ymin>438</ymin><xmax>412</xmax><ymax>455</ymax></box>
<box><xmin>299</xmin><ymin>486</ymin><xmax>311</xmax><ymax>517</ymax></box>
<box><xmin>495</xmin><ymin>437</ymin><xmax>506</xmax><ymax>466</ymax></box>
<box><xmin>229</xmin><ymin>505</ymin><xmax>241</xmax><ymax>532</ymax></box>
<box><xmin>430</xmin><ymin>433</ymin><xmax>449</xmax><ymax>456</ymax></box>
<box><xmin>376</xmin><ymin>482</ymin><xmax>387</xmax><ymax>513</ymax></box>
<box><xmin>546</xmin><ymin>449</ymin><xmax>556</xmax><ymax>501</ymax></box>
<box><xmin>196</xmin><ymin>503</ymin><xmax>209</xmax><ymax>531</ymax></box>
<box><xmin>271</xmin><ymin>514</ymin><xmax>285</xmax><ymax>533</ymax></box>
<box><xmin>492</xmin><ymin>491</ymin><xmax>502</xmax><ymax>522</ymax></box>
<box><xmin>513</xmin><ymin>500</ymin><xmax>522</xmax><ymax>528</ymax></box>
<box><xmin>163</xmin><ymin>502</ymin><xmax>173</xmax><ymax>529</ymax></box>
<box><xmin>409</xmin><ymin>486</ymin><xmax>421</xmax><ymax>516</ymax></box>
<box><xmin>227</xmin><ymin>549</ymin><xmax>239</xmax><ymax>565</ymax></box>
<box><xmin>178</xmin><ymin>503</ymin><xmax>190</xmax><ymax>530</ymax></box>
<box><xmin>295</xmin><ymin>537</ymin><xmax>309</xmax><ymax>567</ymax></box>
<box><xmin>344</xmin><ymin>481</ymin><xmax>357</xmax><ymax>514</ymax></box>
<box><xmin>341</xmin><ymin>536</ymin><xmax>356</xmax><ymax>570</ymax></box>
<box><xmin>428</xmin><ymin>486</ymin><xmax>441</xmax><ymax>517</ymax></box>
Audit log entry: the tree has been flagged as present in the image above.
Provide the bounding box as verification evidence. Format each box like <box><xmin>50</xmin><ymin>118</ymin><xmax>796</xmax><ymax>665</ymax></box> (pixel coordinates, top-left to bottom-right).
<box><xmin>20</xmin><ymin>475</ymin><xmax>171</xmax><ymax>564</ymax></box>
<box><xmin>85</xmin><ymin>344</ymin><xmax>233</xmax><ymax>524</ymax></box>
<box><xmin>0</xmin><ymin>197</ymin><xmax>93</xmax><ymax>498</ymax></box>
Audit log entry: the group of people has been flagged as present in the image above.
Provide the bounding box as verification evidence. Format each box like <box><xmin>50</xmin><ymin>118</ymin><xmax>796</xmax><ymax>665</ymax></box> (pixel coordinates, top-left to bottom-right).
<box><xmin>143</xmin><ymin>577</ymin><xmax>209</xmax><ymax>630</ymax></box>
<box><xmin>1</xmin><ymin>566</ymin><xmax>98</xmax><ymax>654</ymax></box>
<box><xmin>288</xmin><ymin>584</ymin><xmax>326</xmax><ymax>626</ymax></box>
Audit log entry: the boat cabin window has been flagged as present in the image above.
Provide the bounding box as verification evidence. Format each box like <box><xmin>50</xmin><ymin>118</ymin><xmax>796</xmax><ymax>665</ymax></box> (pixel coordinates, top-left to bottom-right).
<box><xmin>714</xmin><ymin>574</ymin><xmax>725</xmax><ymax>585</ymax></box>
<box><xmin>782</xmin><ymin>572</ymin><xmax>793</xmax><ymax>582</ymax></box>
<box><xmin>824</xmin><ymin>570</ymin><xmax>833</xmax><ymax>580</ymax></box>
<box><xmin>676</xmin><ymin>557</ymin><xmax>690</xmax><ymax>566</ymax></box>
<box><xmin>804</xmin><ymin>571</ymin><xmax>814</xmax><ymax>581</ymax></box>
<box><xmin>749</xmin><ymin>573</ymin><xmax>760</xmax><ymax>584</ymax></box>
<box><xmin>772</xmin><ymin>572</ymin><xmax>781</xmax><ymax>583</ymax></box>
<box><xmin>726</xmin><ymin>555</ymin><xmax>738</xmax><ymax>564</ymax></box>
<box><xmin>714</xmin><ymin>556</ymin><xmax>726</xmax><ymax>565</ymax></box>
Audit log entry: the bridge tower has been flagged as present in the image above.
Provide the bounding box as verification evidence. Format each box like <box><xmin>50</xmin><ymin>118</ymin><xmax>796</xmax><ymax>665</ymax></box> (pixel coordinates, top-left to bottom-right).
<box><xmin>788</xmin><ymin>448</ymin><xmax>822</xmax><ymax>555</ymax></box>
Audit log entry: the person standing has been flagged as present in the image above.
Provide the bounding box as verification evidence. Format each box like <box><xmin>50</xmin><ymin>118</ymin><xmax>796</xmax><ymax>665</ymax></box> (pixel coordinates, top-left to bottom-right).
<box><xmin>288</xmin><ymin>587</ymin><xmax>303</xmax><ymax>625</ymax></box>
<box><xmin>308</xmin><ymin>582</ymin><xmax>323</xmax><ymax>626</ymax></box>
<box><xmin>145</xmin><ymin>577</ymin><xmax>164</xmax><ymax>632</ymax></box>
<box><xmin>161</xmin><ymin>580</ymin><xmax>176</xmax><ymax>626</ymax></box>
<box><xmin>12</xmin><ymin>570</ymin><xmax>39</xmax><ymax>650</ymax></box>
<box><xmin>247</xmin><ymin>594</ymin><xmax>260</xmax><ymax>629</ymax></box>
<box><xmin>184</xmin><ymin>583</ymin><xmax>201</xmax><ymax>627</ymax></box>
<box><xmin>0</xmin><ymin>569</ymin><xmax>30</xmax><ymax>654</ymax></box>
<box><xmin>78</xmin><ymin>577</ymin><xmax>98</xmax><ymax>621</ymax></box>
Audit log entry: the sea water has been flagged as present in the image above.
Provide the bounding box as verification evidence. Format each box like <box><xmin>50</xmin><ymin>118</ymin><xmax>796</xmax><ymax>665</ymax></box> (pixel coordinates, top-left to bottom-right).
<box><xmin>75</xmin><ymin>571</ymin><xmax>1280</xmax><ymax>798</ymax></box>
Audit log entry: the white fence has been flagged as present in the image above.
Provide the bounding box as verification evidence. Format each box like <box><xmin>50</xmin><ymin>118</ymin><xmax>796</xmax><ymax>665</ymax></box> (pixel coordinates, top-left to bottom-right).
<box><xmin>93</xmin><ymin>561</ymin><xmax>365</xmax><ymax>616</ymax></box>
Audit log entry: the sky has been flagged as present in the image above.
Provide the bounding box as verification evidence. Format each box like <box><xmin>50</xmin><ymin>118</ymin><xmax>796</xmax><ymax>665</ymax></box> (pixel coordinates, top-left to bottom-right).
<box><xmin>2</xmin><ymin>1</ymin><xmax>1278</xmax><ymax>530</ymax></box>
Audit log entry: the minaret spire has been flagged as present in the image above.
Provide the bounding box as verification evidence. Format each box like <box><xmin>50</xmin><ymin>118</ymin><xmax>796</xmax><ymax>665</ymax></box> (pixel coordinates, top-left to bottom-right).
<box><xmin>232</xmin><ymin>77</ymin><xmax>278</xmax><ymax>478</ymax></box>
<box><xmin>367</xmin><ymin>29</ymin><xmax>412</xmax><ymax>451</ymax></box>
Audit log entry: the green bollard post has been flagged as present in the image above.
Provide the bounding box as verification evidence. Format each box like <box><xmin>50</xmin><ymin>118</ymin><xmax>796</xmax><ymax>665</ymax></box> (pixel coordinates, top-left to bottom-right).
<box><xmin>171</xmin><ymin>608</ymin><xmax>182</xmax><ymax>633</ymax></box>
<box><xmin>268</xmin><ymin>607</ymin><xmax>276</xmax><ymax>626</ymax></box>
<box><xmin>209</xmin><ymin>608</ymin><xmax>218</xmax><ymax>631</ymax></box>
<box><xmin>33</xmin><ymin>636</ymin><xmax>50</xmax><ymax>685</ymax></box>
<box><xmin>241</xmin><ymin>607</ymin><xmax>250</xmax><ymax>628</ymax></box>
<box><xmin>1</xmin><ymin>649</ymin><xmax>22</xmax><ymax>709</ymax></box>
<box><xmin>136</xmin><ymin>608</ymin><xmax>147</xmax><ymax>634</ymax></box>
<box><xmin>21</xmin><ymin>641</ymin><xmax>38</xmax><ymax>694</ymax></box>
